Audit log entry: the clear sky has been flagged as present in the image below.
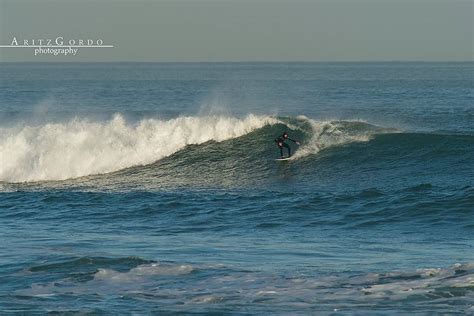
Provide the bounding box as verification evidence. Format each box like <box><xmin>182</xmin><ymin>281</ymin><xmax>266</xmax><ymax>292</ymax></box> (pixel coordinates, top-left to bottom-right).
<box><xmin>0</xmin><ymin>0</ymin><xmax>472</xmax><ymax>62</ymax></box>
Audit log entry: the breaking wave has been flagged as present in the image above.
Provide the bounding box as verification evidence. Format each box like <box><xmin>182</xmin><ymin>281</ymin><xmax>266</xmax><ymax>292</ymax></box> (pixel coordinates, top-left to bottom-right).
<box><xmin>2</xmin><ymin>113</ymin><xmax>470</xmax><ymax>184</ymax></box>
<box><xmin>0</xmin><ymin>114</ymin><xmax>277</xmax><ymax>182</ymax></box>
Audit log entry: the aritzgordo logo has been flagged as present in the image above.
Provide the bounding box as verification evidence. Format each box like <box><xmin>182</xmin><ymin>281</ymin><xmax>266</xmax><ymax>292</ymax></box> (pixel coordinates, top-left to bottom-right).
<box><xmin>0</xmin><ymin>36</ymin><xmax>114</xmax><ymax>56</ymax></box>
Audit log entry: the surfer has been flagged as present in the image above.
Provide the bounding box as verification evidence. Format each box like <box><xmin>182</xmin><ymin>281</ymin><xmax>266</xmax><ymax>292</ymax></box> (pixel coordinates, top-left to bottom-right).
<box><xmin>275</xmin><ymin>131</ymin><xmax>300</xmax><ymax>158</ymax></box>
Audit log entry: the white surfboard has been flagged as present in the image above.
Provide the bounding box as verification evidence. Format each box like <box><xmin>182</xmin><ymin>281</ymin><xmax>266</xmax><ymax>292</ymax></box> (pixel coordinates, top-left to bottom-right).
<box><xmin>275</xmin><ymin>157</ymin><xmax>291</xmax><ymax>161</ymax></box>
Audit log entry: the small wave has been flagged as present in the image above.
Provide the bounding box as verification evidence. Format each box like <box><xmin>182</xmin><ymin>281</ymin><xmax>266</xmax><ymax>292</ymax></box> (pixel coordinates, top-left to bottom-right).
<box><xmin>18</xmin><ymin>259</ymin><xmax>474</xmax><ymax>313</ymax></box>
<box><xmin>404</xmin><ymin>183</ymin><xmax>433</xmax><ymax>192</ymax></box>
<box><xmin>28</xmin><ymin>256</ymin><xmax>151</xmax><ymax>273</ymax></box>
<box><xmin>94</xmin><ymin>263</ymin><xmax>195</xmax><ymax>282</ymax></box>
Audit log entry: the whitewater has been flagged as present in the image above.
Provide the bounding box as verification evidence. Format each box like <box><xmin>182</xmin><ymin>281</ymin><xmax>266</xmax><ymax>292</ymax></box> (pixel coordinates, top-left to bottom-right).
<box><xmin>0</xmin><ymin>114</ymin><xmax>276</xmax><ymax>182</ymax></box>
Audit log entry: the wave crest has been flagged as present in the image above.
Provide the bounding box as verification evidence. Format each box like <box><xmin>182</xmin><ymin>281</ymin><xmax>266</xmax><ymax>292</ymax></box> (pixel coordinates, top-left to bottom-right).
<box><xmin>0</xmin><ymin>114</ymin><xmax>277</xmax><ymax>182</ymax></box>
<box><xmin>291</xmin><ymin>117</ymin><xmax>397</xmax><ymax>159</ymax></box>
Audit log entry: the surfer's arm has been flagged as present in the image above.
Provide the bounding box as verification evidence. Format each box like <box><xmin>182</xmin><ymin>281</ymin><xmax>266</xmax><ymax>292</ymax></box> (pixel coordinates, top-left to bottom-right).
<box><xmin>288</xmin><ymin>138</ymin><xmax>301</xmax><ymax>145</ymax></box>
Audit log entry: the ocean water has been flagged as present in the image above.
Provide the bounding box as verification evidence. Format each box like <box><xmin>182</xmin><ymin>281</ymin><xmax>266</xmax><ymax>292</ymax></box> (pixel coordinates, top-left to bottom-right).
<box><xmin>0</xmin><ymin>62</ymin><xmax>473</xmax><ymax>314</ymax></box>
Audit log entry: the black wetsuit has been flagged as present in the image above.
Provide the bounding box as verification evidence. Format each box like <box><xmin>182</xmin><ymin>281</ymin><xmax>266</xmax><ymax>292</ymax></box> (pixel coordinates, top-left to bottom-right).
<box><xmin>275</xmin><ymin>134</ymin><xmax>297</xmax><ymax>157</ymax></box>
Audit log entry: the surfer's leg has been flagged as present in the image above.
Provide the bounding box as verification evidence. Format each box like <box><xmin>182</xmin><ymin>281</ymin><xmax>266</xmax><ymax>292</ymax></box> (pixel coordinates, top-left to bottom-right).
<box><xmin>279</xmin><ymin>146</ymin><xmax>283</xmax><ymax>158</ymax></box>
<box><xmin>283</xmin><ymin>143</ymin><xmax>290</xmax><ymax>157</ymax></box>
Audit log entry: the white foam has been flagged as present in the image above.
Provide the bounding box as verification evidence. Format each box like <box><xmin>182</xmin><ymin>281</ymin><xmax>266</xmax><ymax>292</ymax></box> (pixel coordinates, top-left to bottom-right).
<box><xmin>17</xmin><ymin>261</ymin><xmax>474</xmax><ymax>311</ymax></box>
<box><xmin>190</xmin><ymin>295</ymin><xmax>223</xmax><ymax>304</ymax></box>
<box><xmin>291</xmin><ymin>119</ymin><xmax>373</xmax><ymax>159</ymax></box>
<box><xmin>0</xmin><ymin>114</ymin><xmax>277</xmax><ymax>182</ymax></box>
<box><xmin>94</xmin><ymin>263</ymin><xmax>194</xmax><ymax>283</ymax></box>
<box><xmin>256</xmin><ymin>290</ymin><xmax>277</xmax><ymax>295</ymax></box>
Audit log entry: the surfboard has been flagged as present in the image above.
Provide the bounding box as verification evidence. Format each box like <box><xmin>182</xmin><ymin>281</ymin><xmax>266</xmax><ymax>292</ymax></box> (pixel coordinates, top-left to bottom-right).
<box><xmin>275</xmin><ymin>157</ymin><xmax>291</xmax><ymax>161</ymax></box>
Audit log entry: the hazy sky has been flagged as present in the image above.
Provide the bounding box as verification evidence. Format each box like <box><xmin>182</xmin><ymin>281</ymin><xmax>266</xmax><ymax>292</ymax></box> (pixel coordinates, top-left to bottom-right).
<box><xmin>0</xmin><ymin>0</ymin><xmax>472</xmax><ymax>61</ymax></box>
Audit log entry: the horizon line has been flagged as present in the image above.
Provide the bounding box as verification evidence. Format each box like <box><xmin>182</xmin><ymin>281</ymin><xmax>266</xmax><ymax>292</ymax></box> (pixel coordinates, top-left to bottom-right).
<box><xmin>0</xmin><ymin>60</ymin><xmax>472</xmax><ymax>63</ymax></box>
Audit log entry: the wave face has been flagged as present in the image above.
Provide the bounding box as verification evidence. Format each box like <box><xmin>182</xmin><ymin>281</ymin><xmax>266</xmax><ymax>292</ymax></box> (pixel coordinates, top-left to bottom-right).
<box><xmin>0</xmin><ymin>114</ymin><xmax>277</xmax><ymax>182</ymax></box>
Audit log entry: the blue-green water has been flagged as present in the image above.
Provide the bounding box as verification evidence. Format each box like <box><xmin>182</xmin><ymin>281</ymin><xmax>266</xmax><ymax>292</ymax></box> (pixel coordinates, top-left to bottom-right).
<box><xmin>0</xmin><ymin>62</ymin><xmax>473</xmax><ymax>314</ymax></box>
